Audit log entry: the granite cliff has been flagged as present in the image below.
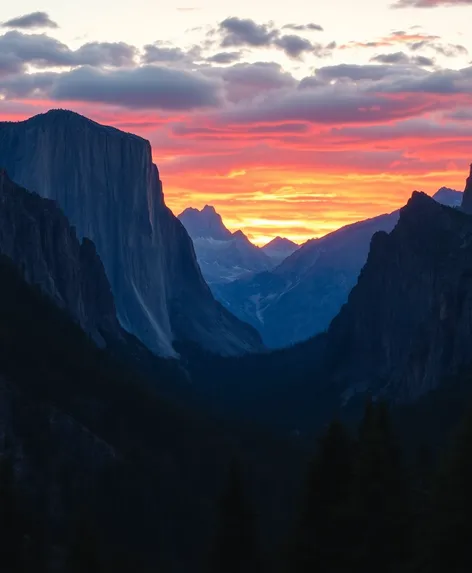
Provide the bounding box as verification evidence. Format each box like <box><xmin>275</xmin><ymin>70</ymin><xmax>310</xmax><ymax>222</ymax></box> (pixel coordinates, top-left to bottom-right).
<box><xmin>0</xmin><ymin>110</ymin><xmax>262</xmax><ymax>356</ymax></box>
<box><xmin>0</xmin><ymin>169</ymin><xmax>119</xmax><ymax>346</ymax></box>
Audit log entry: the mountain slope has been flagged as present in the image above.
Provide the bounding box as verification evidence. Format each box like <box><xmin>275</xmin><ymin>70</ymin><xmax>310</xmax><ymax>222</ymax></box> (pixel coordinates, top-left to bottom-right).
<box><xmin>0</xmin><ymin>246</ymin><xmax>305</xmax><ymax>572</ymax></box>
<box><xmin>215</xmin><ymin>188</ymin><xmax>462</xmax><ymax>348</ymax></box>
<box><xmin>0</xmin><ymin>110</ymin><xmax>263</xmax><ymax>356</ymax></box>
<box><xmin>178</xmin><ymin>205</ymin><xmax>274</xmax><ymax>284</ymax></box>
<box><xmin>0</xmin><ymin>168</ymin><xmax>120</xmax><ymax>347</ymax></box>
<box><xmin>318</xmin><ymin>191</ymin><xmax>472</xmax><ymax>403</ymax></box>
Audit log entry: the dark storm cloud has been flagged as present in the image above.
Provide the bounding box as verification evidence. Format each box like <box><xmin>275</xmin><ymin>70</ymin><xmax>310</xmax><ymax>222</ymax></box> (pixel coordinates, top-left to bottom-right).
<box><xmin>2</xmin><ymin>11</ymin><xmax>58</xmax><ymax>29</ymax></box>
<box><xmin>392</xmin><ymin>0</ymin><xmax>472</xmax><ymax>7</ymax></box>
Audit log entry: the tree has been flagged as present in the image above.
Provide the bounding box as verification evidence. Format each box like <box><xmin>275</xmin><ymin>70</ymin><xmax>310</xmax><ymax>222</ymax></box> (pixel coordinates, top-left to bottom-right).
<box><xmin>290</xmin><ymin>419</ymin><xmax>354</xmax><ymax>573</ymax></box>
<box><xmin>210</xmin><ymin>460</ymin><xmax>261</xmax><ymax>573</ymax></box>
<box><xmin>351</xmin><ymin>400</ymin><xmax>412</xmax><ymax>573</ymax></box>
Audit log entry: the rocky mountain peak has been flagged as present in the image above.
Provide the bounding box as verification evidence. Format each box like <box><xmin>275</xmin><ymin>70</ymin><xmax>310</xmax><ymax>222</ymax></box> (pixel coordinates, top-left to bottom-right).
<box><xmin>178</xmin><ymin>204</ymin><xmax>233</xmax><ymax>241</ymax></box>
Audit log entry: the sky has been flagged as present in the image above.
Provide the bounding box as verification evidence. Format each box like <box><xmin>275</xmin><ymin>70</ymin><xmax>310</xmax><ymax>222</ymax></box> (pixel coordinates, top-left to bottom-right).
<box><xmin>1</xmin><ymin>1</ymin><xmax>472</xmax><ymax>244</ymax></box>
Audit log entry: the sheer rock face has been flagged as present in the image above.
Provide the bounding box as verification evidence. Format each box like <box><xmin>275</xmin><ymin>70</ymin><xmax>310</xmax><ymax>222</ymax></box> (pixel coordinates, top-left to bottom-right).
<box><xmin>0</xmin><ymin>110</ymin><xmax>263</xmax><ymax>356</ymax></box>
<box><xmin>461</xmin><ymin>163</ymin><xmax>472</xmax><ymax>214</ymax></box>
<box><xmin>321</xmin><ymin>192</ymin><xmax>472</xmax><ymax>402</ymax></box>
<box><xmin>0</xmin><ymin>169</ymin><xmax>119</xmax><ymax>346</ymax></box>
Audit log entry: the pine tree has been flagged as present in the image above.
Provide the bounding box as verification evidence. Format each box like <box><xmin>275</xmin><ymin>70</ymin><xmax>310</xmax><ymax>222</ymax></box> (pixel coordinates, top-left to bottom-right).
<box><xmin>290</xmin><ymin>420</ymin><xmax>354</xmax><ymax>573</ymax></box>
<box><xmin>351</xmin><ymin>400</ymin><xmax>412</xmax><ymax>573</ymax></box>
<box><xmin>210</xmin><ymin>460</ymin><xmax>261</xmax><ymax>573</ymax></box>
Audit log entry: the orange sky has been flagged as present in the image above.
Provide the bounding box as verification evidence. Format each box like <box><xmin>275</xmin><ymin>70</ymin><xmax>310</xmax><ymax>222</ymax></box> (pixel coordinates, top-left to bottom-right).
<box><xmin>1</xmin><ymin>8</ymin><xmax>472</xmax><ymax>245</ymax></box>
<box><xmin>1</xmin><ymin>101</ymin><xmax>469</xmax><ymax>246</ymax></box>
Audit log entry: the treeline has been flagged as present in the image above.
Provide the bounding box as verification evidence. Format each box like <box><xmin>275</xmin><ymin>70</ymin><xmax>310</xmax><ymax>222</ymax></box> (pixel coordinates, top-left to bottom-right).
<box><xmin>2</xmin><ymin>401</ymin><xmax>472</xmax><ymax>572</ymax></box>
<box><xmin>211</xmin><ymin>400</ymin><xmax>472</xmax><ymax>573</ymax></box>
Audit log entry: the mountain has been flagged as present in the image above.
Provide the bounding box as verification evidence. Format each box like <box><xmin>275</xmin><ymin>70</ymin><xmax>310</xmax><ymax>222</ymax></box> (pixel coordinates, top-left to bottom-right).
<box><xmin>0</xmin><ymin>169</ymin><xmax>120</xmax><ymax>347</ymax></box>
<box><xmin>178</xmin><ymin>204</ymin><xmax>233</xmax><ymax>241</ymax></box>
<box><xmin>178</xmin><ymin>205</ymin><xmax>274</xmax><ymax>284</ymax></box>
<box><xmin>0</xmin><ymin>110</ymin><xmax>262</xmax><ymax>356</ymax></box>
<box><xmin>317</xmin><ymin>190</ymin><xmax>472</xmax><ymax>403</ymax></box>
<box><xmin>214</xmin><ymin>187</ymin><xmax>462</xmax><ymax>348</ymax></box>
<box><xmin>261</xmin><ymin>236</ymin><xmax>299</xmax><ymax>264</ymax></box>
<box><xmin>0</xmin><ymin>247</ymin><xmax>304</xmax><ymax>572</ymax></box>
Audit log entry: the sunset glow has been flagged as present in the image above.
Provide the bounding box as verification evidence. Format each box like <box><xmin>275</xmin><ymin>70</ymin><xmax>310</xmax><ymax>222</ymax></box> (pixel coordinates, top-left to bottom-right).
<box><xmin>1</xmin><ymin>1</ymin><xmax>472</xmax><ymax>244</ymax></box>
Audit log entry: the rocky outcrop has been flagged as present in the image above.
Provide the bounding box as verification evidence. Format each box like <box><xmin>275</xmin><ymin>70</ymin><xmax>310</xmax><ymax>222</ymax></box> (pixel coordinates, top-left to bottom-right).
<box><xmin>0</xmin><ymin>169</ymin><xmax>119</xmax><ymax>346</ymax></box>
<box><xmin>321</xmin><ymin>190</ymin><xmax>472</xmax><ymax>402</ymax></box>
<box><xmin>0</xmin><ymin>110</ymin><xmax>263</xmax><ymax>356</ymax></box>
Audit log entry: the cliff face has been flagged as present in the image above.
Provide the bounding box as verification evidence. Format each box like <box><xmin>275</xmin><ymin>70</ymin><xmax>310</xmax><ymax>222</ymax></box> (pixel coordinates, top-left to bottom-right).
<box><xmin>0</xmin><ymin>110</ymin><xmax>262</xmax><ymax>356</ymax></box>
<box><xmin>461</xmin><ymin>164</ymin><xmax>472</xmax><ymax>214</ymax></box>
<box><xmin>322</xmin><ymin>191</ymin><xmax>472</xmax><ymax>402</ymax></box>
<box><xmin>0</xmin><ymin>169</ymin><xmax>119</xmax><ymax>346</ymax></box>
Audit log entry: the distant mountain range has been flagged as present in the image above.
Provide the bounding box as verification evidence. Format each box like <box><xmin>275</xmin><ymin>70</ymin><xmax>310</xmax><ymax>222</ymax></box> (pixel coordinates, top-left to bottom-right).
<box><xmin>213</xmin><ymin>187</ymin><xmax>463</xmax><ymax>348</ymax></box>
<box><xmin>178</xmin><ymin>205</ymin><xmax>299</xmax><ymax>284</ymax></box>
<box><xmin>0</xmin><ymin>110</ymin><xmax>263</xmax><ymax>356</ymax></box>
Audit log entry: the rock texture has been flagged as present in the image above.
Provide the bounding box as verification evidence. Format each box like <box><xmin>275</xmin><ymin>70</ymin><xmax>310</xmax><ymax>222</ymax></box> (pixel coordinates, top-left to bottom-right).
<box><xmin>178</xmin><ymin>204</ymin><xmax>274</xmax><ymax>284</ymax></box>
<box><xmin>320</xmin><ymin>191</ymin><xmax>472</xmax><ymax>402</ymax></box>
<box><xmin>0</xmin><ymin>110</ymin><xmax>263</xmax><ymax>356</ymax></box>
<box><xmin>215</xmin><ymin>188</ymin><xmax>462</xmax><ymax>348</ymax></box>
<box><xmin>0</xmin><ymin>169</ymin><xmax>119</xmax><ymax>346</ymax></box>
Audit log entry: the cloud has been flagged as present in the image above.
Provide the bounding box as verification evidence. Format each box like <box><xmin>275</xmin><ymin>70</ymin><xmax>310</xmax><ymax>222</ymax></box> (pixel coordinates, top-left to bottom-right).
<box><xmin>371</xmin><ymin>51</ymin><xmax>435</xmax><ymax>66</ymax></box>
<box><xmin>200</xmin><ymin>61</ymin><xmax>297</xmax><ymax>102</ymax></box>
<box><xmin>409</xmin><ymin>40</ymin><xmax>468</xmax><ymax>57</ymax></box>
<box><xmin>220</xmin><ymin>17</ymin><xmax>277</xmax><ymax>47</ymax></box>
<box><xmin>282</xmin><ymin>23</ymin><xmax>324</xmax><ymax>32</ymax></box>
<box><xmin>217</xmin><ymin>17</ymin><xmax>334</xmax><ymax>59</ymax></box>
<box><xmin>0</xmin><ymin>31</ymin><xmax>137</xmax><ymax>71</ymax></box>
<box><xmin>274</xmin><ymin>35</ymin><xmax>317</xmax><ymax>58</ymax></box>
<box><xmin>142</xmin><ymin>43</ymin><xmax>200</xmax><ymax>64</ymax></box>
<box><xmin>392</xmin><ymin>0</ymin><xmax>472</xmax><ymax>7</ymax></box>
<box><xmin>2</xmin><ymin>11</ymin><xmax>58</xmax><ymax>29</ymax></box>
<box><xmin>206</xmin><ymin>51</ymin><xmax>242</xmax><ymax>64</ymax></box>
<box><xmin>49</xmin><ymin>65</ymin><xmax>221</xmax><ymax>110</ymax></box>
